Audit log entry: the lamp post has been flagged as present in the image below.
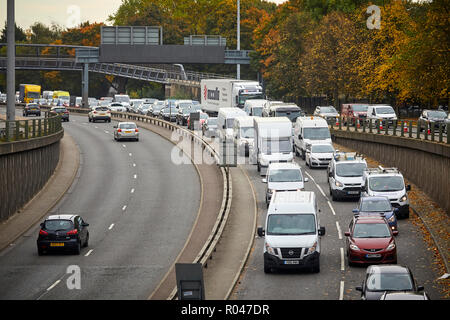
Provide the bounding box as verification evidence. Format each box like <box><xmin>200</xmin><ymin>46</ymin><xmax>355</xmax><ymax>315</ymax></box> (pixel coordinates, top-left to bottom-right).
<box><xmin>6</xmin><ymin>0</ymin><xmax>15</xmax><ymax>123</ymax></box>
<box><xmin>236</xmin><ymin>0</ymin><xmax>240</xmax><ymax>80</ymax></box>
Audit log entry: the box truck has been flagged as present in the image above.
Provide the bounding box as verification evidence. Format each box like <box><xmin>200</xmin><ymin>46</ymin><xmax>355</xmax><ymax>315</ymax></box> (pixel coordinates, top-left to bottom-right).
<box><xmin>19</xmin><ymin>84</ymin><xmax>41</xmax><ymax>103</ymax></box>
<box><xmin>200</xmin><ymin>79</ymin><xmax>263</xmax><ymax>115</ymax></box>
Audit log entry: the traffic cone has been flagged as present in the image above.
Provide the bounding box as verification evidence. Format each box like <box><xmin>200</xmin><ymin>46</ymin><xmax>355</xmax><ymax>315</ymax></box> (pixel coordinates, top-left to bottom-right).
<box><xmin>356</xmin><ymin>119</ymin><xmax>360</xmax><ymax>129</ymax></box>
<box><xmin>404</xmin><ymin>122</ymin><xmax>408</xmax><ymax>133</ymax></box>
<box><xmin>427</xmin><ymin>128</ymin><xmax>431</xmax><ymax>135</ymax></box>
<box><xmin>380</xmin><ymin>123</ymin><xmax>383</xmax><ymax>130</ymax></box>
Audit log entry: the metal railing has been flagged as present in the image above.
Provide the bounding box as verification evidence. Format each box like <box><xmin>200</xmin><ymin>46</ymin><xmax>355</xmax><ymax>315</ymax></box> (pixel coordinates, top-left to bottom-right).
<box><xmin>0</xmin><ymin>112</ymin><xmax>63</xmax><ymax>143</ymax></box>
<box><xmin>329</xmin><ymin>117</ymin><xmax>449</xmax><ymax>144</ymax></box>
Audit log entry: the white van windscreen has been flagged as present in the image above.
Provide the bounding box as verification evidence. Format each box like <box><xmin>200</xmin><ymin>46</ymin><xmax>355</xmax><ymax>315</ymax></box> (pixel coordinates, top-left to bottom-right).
<box><xmin>303</xmin><ymin>127</ymin><xmax>331</xmax><ymax>140</ymax></box>
<box><xmin>267</xmin><ymin>214</ymin><xmax>316</xmax><ymax>235</ymax></box>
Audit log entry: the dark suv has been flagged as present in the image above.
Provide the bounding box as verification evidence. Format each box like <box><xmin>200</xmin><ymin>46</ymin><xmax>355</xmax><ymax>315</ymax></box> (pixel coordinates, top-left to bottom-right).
<box><xmin>37</xmin><ymin>215</ymin><xmax>89</xmax><ymax>255</ymax></box>
<box><xmin>23</xmin><ymin>103</ymin><xmax>41</xmax><ymax>117</ymax></box>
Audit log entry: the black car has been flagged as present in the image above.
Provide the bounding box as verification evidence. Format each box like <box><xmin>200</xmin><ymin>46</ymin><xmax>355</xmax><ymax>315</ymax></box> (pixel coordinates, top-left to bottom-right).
<box><xmin>418</xmin><ymin>109</ymin><xmax>447</xmax><ymax>132</ymax></box>
<box><xmin>356</xmin><ymin>265</ymin><xmax>426</xmax><ymax>300</ymax></box>
<box><xmin>49</xmin><ymin>107</ymin><xmax>70</xmax><ymax>122</ymax></box>
<box><xmin>176</xmin><ymin>105</ymin><xmax>193</xmax><ymax>126</ymax></box>
<box><xmin>23</xmin><ymin>103</ymin><xmax>41</xmax><ymax>117</ymax></box>
<box><xmin>37</xmin><ymin>215</ymin><xmax>89</xmax><ymax>255</ymax></box>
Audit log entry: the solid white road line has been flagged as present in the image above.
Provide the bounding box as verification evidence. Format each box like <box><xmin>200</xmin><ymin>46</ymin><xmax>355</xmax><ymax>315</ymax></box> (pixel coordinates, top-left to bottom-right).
<box><xmin>85</xmin><ymin>249</ymin><xmax>94</xmax><ymax>257</ymax></box>
<box><xmin>327</xmin><ymin>201</ymin><xmax>337</xmax><ymax>216</ymax></box>
<box><xmin>336</xmin><ymin>221</ymin><xmax>343</xmax><ymax>240</ymax></box>
<box><xmin>340</xmin><ymin>247</ymin><xmax>345</xmax><ymax>271</ymax></box>
<box><xmin>108</xmin><ymin>223</ymin><xmax>115</xmax><ymax>230</ymax></box>
<box><xmin>304</xmin><ymin>171</ymin><xmax>328</xmax><ymax>199</ymax></box>
<box><xmin>339</xmin><ymin>281</ymin><xmax>345</xmax><ymax>300</ymax></box>
<box><xmin>47</xmin><ymin>279</ymin><xmax>61</xmax><ymax>291</ymax></box>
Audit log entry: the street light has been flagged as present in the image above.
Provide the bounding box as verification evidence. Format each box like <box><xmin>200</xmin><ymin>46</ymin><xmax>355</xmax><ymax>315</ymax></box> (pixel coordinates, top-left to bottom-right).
<box><xmin>237</xmin><ymin>0</ymin><xmax>240</xmax><ymax>80</ymax></box>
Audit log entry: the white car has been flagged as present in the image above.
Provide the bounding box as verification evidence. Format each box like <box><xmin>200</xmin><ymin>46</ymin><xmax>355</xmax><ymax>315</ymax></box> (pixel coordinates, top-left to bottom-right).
<box><xmin>113</xmin><ymin>122</ymin><xmax>139</xmax><ymax>141</ymax></box>
<box><xmin>305</xmin><ymin>143</ymin><xmax>335</xmax><ymax>168</ymax></box>
<box><xmin>263</xmin><ymin>162</ymin><xmax>308</xmax><ymax>205</ymax></box>
<box><xmin>88</xmin><ymin>106</ymin><xmax>111</xmax><ymax>123</ymax></box>
<box><xmin>109</xmin><ymin>102</ymin><xmax>127</xmax><ymax>113</ymax></box>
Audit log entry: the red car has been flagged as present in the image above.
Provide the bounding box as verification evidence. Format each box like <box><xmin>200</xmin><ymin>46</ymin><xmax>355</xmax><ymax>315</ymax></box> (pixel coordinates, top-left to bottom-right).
<box><xmin>341</xmin><ymin>103</ymin><xmax>369</xmax><ymax>126</ymax></box>
<box><xmin>345</xmin><ymin>215</ymin><xmax>398</xmax><ymax>266</ymax></box>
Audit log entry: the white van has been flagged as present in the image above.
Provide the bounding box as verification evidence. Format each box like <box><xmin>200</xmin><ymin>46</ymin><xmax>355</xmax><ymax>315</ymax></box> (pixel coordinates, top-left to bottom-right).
<box><xmin>366</xmin><ymin>105</ymin><xmax>397</xmax><ymax>125</ymax></box>
<box><xmin>253</xmin><ymin>117</ymin><xmax>294</xmax><ymax>175</ymax></box>
<box><xmin>257</xmin><ymin>190</ymin><xmax>325</xmax><ymax>273</ymax></box>
<box><xmin>294</xmin><ymin>116</ymin><xmax>331</xmax><ymax>160</ymax></box>
<box><xmin>233</xmin><ymin>116</ymin><xmax>255</xmax><ymax>158</ymax></box>
<box><xmin>217</xmin><ymin>107</ymin><xmax>247</xmax><ymax>141</ymax></box>
<box><xmin>243</xmin><ymin>99</ymin><xmax>266</xmax><ymax>117</ymax></box>
<box><xmin>362</xmin><ymin>167</ymin><xmax>411</xmax><ymax>219</ymax></box>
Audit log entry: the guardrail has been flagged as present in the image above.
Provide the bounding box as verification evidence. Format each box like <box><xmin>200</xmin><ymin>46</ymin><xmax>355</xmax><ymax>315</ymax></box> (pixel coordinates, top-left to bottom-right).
<box><xmin>0</xmin><ymin>112</ymin><xmax>62</xmax><ymax>143</ymax></box>
<box><xmin>329</xmin><ymin>117</ymin><xmax>449</xmax><ymax>144</ymax></box>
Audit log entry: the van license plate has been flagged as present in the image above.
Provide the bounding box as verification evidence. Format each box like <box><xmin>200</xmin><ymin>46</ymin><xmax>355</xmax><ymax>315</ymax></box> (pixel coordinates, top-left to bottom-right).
<box><xmin>284</xmin><ymin>260</ymin><xmax>299</xmax><ymax>265</ymax></box>
<box><xmin>348</xmin><ymin>191</ymin><xmax>359</xmax><ymax>195</ymax></box>
<box><xmin>50</xmin><ymin>243</ymin><xmax>64</xmax><ymax>247</ymax></box>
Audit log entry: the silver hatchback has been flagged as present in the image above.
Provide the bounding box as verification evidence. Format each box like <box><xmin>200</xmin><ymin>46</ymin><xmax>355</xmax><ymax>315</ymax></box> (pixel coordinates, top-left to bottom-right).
<box><xmin>114</xmin><ymin>122</ymin><xmax>139</xmax><ymax>141</ymax></box>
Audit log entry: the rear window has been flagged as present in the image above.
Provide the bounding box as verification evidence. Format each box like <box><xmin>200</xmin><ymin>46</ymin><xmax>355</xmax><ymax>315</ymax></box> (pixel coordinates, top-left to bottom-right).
<box><xmin>53</xmin><ymin>108</ymin><xmax>66</xmax><ymax>112</ymax></box>
<box><xmin>96</xmin><ymin>107</ymin><xmax>109</xmax><ymax>111</ymax></box>
<box><xmin>44</xmin><ymin>219</ymin><xmax>73</xmax><ymax>231</ymax></box>
<box><xmin>119</xmin><ymin>123</ymin><xmax>136</xmax><ymax>129</ymax></box>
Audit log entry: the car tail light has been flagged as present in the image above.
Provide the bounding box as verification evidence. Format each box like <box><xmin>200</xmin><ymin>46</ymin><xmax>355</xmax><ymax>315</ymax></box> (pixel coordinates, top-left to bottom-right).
<box><xmin>39</xmin><ymin>229</ymin><xmax>48</xmax><ymax>236</ymax></box>
<box><xmin>93</xmin><ymin>111</ymin><xmax>97</xmax><ymax>114</ymax></box>
<box><xmin>135</xmin><ymin>129</ymin><xmax>139</xmax><ymax>132</ymax></box>
<box><xmin>66</xmin><ymin>229</ymin><xmax>78</xmax><ymax>235</ymax></box>
<box><xmin>64</xmin><ymin>111</ymin><xmax>69</xmax><ymax>114</ymax></box>
<box><xmin>117</xmin><ymin>129</ymin><xmax>122</xmax><ymax>132</ymax></box>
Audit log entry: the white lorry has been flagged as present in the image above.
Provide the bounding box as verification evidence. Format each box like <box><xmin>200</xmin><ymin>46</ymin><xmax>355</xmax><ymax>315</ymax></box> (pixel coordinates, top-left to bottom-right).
<box><xmin>253</xmin><ymin>117</ymin><xmax>294</xmax><ymax>175</ymax></box>
<box><xmin>200</xmin><ymin>79</ymin><xmax>264</xmax><ymax>115</ymax></box>
<box><xmin>294</xmin><ymin>116</ymin><xmax>331</xmax><ymax>160</ymax></box>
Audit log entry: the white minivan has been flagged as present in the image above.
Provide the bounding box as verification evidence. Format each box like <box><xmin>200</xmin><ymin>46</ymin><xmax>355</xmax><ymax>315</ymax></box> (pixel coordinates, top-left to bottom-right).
<box><xmin>257</xmin><ymin>190</ymin><xmax>325</xmax><ymax>273</ymax></box>
<box><xmin>294</xmin><ymin>116</ymin><xmax>331</xmax><ymax>160</ymax></box>
<box><xmin>366</xmin><ymin>105</ymin><xmax>397</xmax><ymax>126</ymax></box>
<box><xmin>233</xmin><ymin>116</ymin><xmax>255</xmax><ymax>158</ymax></box>
<box><xmin>243</xmin><ymin>99</ymin><xmax>266</xmax><ymax>117</ymax></box>
<box><xmin>217</xmin><ymin>107</ymin><xmax>247</xmax><ymax>141</ymax></box>
<box><xmin>262</xmin><ymin>162</ymin><xmax>308</xmax><ymax>205</ymax></box>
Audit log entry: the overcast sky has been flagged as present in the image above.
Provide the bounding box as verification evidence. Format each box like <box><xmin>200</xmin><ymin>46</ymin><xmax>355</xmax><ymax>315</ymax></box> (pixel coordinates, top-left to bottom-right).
<box><xmin>0</xmin><ymin>0</ymin><xmax>287</xmax><ymax>31</ymax></box>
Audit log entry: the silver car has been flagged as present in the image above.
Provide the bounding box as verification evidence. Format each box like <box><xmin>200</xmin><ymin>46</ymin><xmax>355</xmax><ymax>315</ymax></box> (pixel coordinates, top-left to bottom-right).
<box><xmin>114</xmin><ymin>122</ymin><xmax>139</xmax><ymax>141</ymax></box>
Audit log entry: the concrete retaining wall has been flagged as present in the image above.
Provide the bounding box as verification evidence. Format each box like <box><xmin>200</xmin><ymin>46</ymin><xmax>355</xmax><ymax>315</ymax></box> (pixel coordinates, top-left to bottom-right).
<box><xmin>331</xmin><ymin>129</ymin><xmax>450</xmax><ymax>214</ymax></box>
<box><xmin>0</xmin><ymin>131</ymin><xmax>63</xmax><ymax>221</ymax></box>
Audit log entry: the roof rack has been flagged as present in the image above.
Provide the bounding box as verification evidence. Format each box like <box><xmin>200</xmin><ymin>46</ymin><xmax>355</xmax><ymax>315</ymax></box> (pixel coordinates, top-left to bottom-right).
<box><xmin>364</xmin><ymin>166</ymin><xmax>400</xmax><ymax>174</ymax></box>
<box><xmin>333</xmin><ymin>152</ymin><xmax>364</xmax><ymax>161</ymax></box>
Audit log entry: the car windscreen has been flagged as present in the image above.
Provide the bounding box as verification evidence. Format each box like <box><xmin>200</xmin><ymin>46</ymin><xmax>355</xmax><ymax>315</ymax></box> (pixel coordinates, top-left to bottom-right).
<box><xmin>44</xmin><ymin>219</ymin><xmax>73</xmax><ymax>231</ymax></box>
<box><xmin>311</xmin><ymin>144</ymin><xmax>334</xmax><ymax>153</ymax></box>
<box><xmin>262</xmin><ymin>138</ymin><xmax>292</xmax><ymax>153</ymax></box>
<box><xmin>226</xmin><ymin>118</ymin><xmax>235</xmax><ymax>128</ymax></box>
<box><xmin>251</xmin><ymin>107</ymin><xmax>263</xmax><ymax>116</ymax></box>
<box><xmin>115</xmin><ymin>96</ymin><xmax>130</xmax><ymax>103</ymax></box>
<box><xmin>59</xmin><ymin>96</ymin><xmax>69</xmax><ymax>100</ymax></box>
<box><xmin>336</xmin><ymin>163</ymin><xmax>367</xmax><ymax>177</ymax></box>
<box><xmin>360</xmin><ymin>199</ymin><xmax>392</xmax><ymax>212</ymax></box>
<box><xmin>275</xmin><ymin>110</ymin><xmax>301</xmax><ymax>122</ymax></box>
<box><xmin>376</xmin><ymin>107</ymin><xmax>395</xmax><ymax>114</ymax></box>
<box><xmin>200</xmin><ymin>113</ymin><xmax>208</xmax><ymax>119</ymax></box>
<box><xmin>320</xmin><ymin>107</ymin><xmax>337</xmax><ymax>113</ymax></box>
<box><xmin>427</xmin><ymin>111</ymin><xmax>446</xmax><ymax>119</ymax></box>
<box><xmin>179</xmin><ymin>103</ymin><xmax>193</xmax><ymax>109</ymax></box>
<box><xmin>95</xmin><ymin>107</ymin><xmax>109</xmax><ymax>111</ymax></box>
<box><xmin>303</xmin><ymin>127</ymin><xmax>331</xmax><ymax>140</ymax></box>
<box><xmin>28</xmin><ymin>92</ymin><xmax>40</xmax><ymax>99</ymax></box>
<box><xmin>268</xmin><ymin>169</ymin><xmax>302</xmax><ymax>182</ymax></box>
<box><xmin>207</xmin><ymin>118</ymin><xmax>217</xmax><ymax>125</ymax></box>
<box><xmin>240</xmin><ymin>127</ymin><xmax>254</xmax><ymax>138</ymax></box>
<box><xmin>267</xmin><ymin>214</ymin><xmax>315</xmax><ymax>235</ymax></box>
<box><xmin>164</xmin><ymin>107</ymin><xmax>178</xmax><ymax>113</ymax></box>
<box><xmin>27</xmin><ymin>104</ymin><xmax>38</xmax><ymax>108</ymax></box>
<box><xmin>366</xmin><ymin>273</ymin><xmax>414</xmax><ymax>291</ymax></box>
<box><xmin>369</xmin><ymin>176</ymin><xmax>404</xmax><ymax>192</ymax></box>
<box><xmin>119</xmin><ymin>123</ymin><xmax>136</xmax><ymax>129</ymax></box>
<box><xmin>353</xmin><ymin>223</ymin><xmax>391</xmax><ymax>238</ymax></box>
<box><xmin>53</xmin><ymin>108</ymin><xmax>66</xmax><ymax>113</ymax></box>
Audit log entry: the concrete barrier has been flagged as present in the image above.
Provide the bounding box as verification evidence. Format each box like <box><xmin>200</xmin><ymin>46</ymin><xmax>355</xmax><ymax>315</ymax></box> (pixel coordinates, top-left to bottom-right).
<box><xmin>331</xmin><ymin>129</ymin><xmax>450</xmax><ymax>214</ymax></box>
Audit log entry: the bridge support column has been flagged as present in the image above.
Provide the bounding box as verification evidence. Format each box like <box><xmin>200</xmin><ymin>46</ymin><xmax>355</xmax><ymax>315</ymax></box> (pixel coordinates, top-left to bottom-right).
<box><xmin>82</xmin><ymin>63</ymin><xmax>89</xmax><ymax>108</ymax></box>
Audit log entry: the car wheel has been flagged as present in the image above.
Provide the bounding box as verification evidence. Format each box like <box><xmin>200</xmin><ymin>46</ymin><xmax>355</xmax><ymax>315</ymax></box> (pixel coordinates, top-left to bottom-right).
<box><xmin>83</xmin><ymin>233</ymin><xmax>89</xmax><ymax>248</ymax></box>
<box><xmin>136</xmin><ymin>138</ymin><xmax>139</xmax><ymax>142</ymax></box>
<box><xmin>311</xmin><ymin>260</ymin><xmax>320</xmax><ymax>273</ymax></box>
<box><xmin>74</xmin><ymin>241</ymin><xmax>81</xmax><ymax>255</ymax></box>
<box><xmin>264</xmin><ymin>261</ymin><xmax>272</xmax><ymax>274</ymax></box>
<box><xmin>301</xmin><ymin>150</ymin><xmax>306</xmax><ymax>160</ymax></box>
<box><xmin>295</xmin><ymin>146</ymin><xmax>300</xmax><ymax>157</ymax></box>
<box><xmin>37</xmin><ymin>247</ymin><xmax>44</xmax><ymax>256</ymax></box>
<box><xmin>257</xmin><ymin>162</ymin><xmax>261</xmax><ymax>172</ymax></box>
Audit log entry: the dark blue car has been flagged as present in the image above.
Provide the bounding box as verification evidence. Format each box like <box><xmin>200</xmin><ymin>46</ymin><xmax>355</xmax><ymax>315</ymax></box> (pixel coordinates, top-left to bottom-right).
<box><xmin>353</xmin><ymin>196</ymin><xmax>398</xmax><ymax>232</ymax></box>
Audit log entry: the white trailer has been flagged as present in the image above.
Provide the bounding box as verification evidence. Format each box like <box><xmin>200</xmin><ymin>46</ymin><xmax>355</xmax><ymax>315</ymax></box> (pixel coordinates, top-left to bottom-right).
<box><xmin>200</xmin><ymin>79</ymin><xmax>263</xmax><ymax>115</ymax></box>
<box><xmin>253</xmin><ymin>117</ymin><xmax>294</xmax><ymax>176</ymax></box>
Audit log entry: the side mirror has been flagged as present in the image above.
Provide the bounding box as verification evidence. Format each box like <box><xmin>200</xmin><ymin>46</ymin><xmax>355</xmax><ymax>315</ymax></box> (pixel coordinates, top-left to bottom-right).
<box><xmin>406</xmin><ymin>185</ymin><xmax>411</xmax><ymax>191</ymax></box>
<box><xmin>417</xmin><ymin>285</ymin><xmax>424</xmax><ymax>292</ymax></box>
<box><xmin>328</xmin><ymin>171</ymin><xmax>333</xmax><ymax>178</ymax></box>
<box><xmin>393</xmin><ymin>230</ymin><xmax>399</xmax><ymax>236</ymax></box>
<box><xmin>223</xmin><ymin>124</ymin><xmax>226</xmax><ymax>129</ymax></box>
<box><xmin>257</xmin><ymin>227</ymin><xmax>265</xmax><ymax>237</ymax></box>
<box><xmin>113</xmin><ymin>125</ymin><xmax>117</xmax><ymax>128</ymax></box>
<box><xmin>40</xmin><ymin>222</ymin><xmax>45</xmax><ymax>228</ymax></box>
<box><xmin>304</xmin><ymin>177</ymin><xmax>309</xmax><ymax>182</ymax></box>
<box><xmin>318</xmin><ymin>226</ymin><xmax>325</xmax><ymax>236</ymax></box>
<box><xmin>355</xmin><ymin>286</ymin><xmax>363</xmax><ymax>292</ymax></box>
<box><xmin>352</xmin><ymin>209</ymin><xmax>359</xmax><ymax>214</ymax></box>
<box><xmin>394</xmin><ymin>208</ymin><xmax>399</xmax><ymax>213</ymax></box>
<box><xmin>298</xmin><ymin>134</ymin><xmax>302</xmax><ymax>139</ymax></box>
<box><xmin>344</xmin><ymin>231</ymin><xmax>350</xmax><ymax>237</ymax></box>
<box><xmin>262</xmin><ymin>178</ymin><xmax>267</xmax><ymax>183</ymax></box>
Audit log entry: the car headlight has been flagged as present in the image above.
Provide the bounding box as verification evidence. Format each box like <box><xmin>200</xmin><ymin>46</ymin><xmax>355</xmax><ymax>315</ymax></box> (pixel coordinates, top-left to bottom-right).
<box><xmin>386</xmin><ymin>242</ymin><xmax>396</xmax><ymax>251</ymax></box>
<box><xmin>400</xmin><ymin>195</ymin><xmax>408</xmax><ymax>202</ymax></box>
<box><xmin>265</xmin><ymin>243</ymin><xmax>277</xmax><ymax>256</ymax></box>
<box><xmin>267</xmin><ymin>189</ymin><xmax>274</xmax><ymax>195</ymax></box>
<box><xmin>307</xmin><ymin>241</ymin><xmax>317</xmax><ymax>255</ymax></box>
<box><xmin>335</xmin><ymin>180</ymin><xmax>344</xmax><ymax>187</ymax></box>
<box><xmin>349</xmin><ymin>243</ymin><xmax>359</xmax><ymax>251</ymax></box>
<box><xmin>387</xmin><ymin>215</ymin><xmax>396</xmax><ymax>223</ymax></box>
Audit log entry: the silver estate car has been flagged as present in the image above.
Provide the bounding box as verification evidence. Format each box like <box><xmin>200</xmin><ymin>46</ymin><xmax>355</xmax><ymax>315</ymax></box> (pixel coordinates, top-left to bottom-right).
<box><xmin>114</xmin><ymin>122</ymin><xmax>139</xmax><ymax>141</ymax></box>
